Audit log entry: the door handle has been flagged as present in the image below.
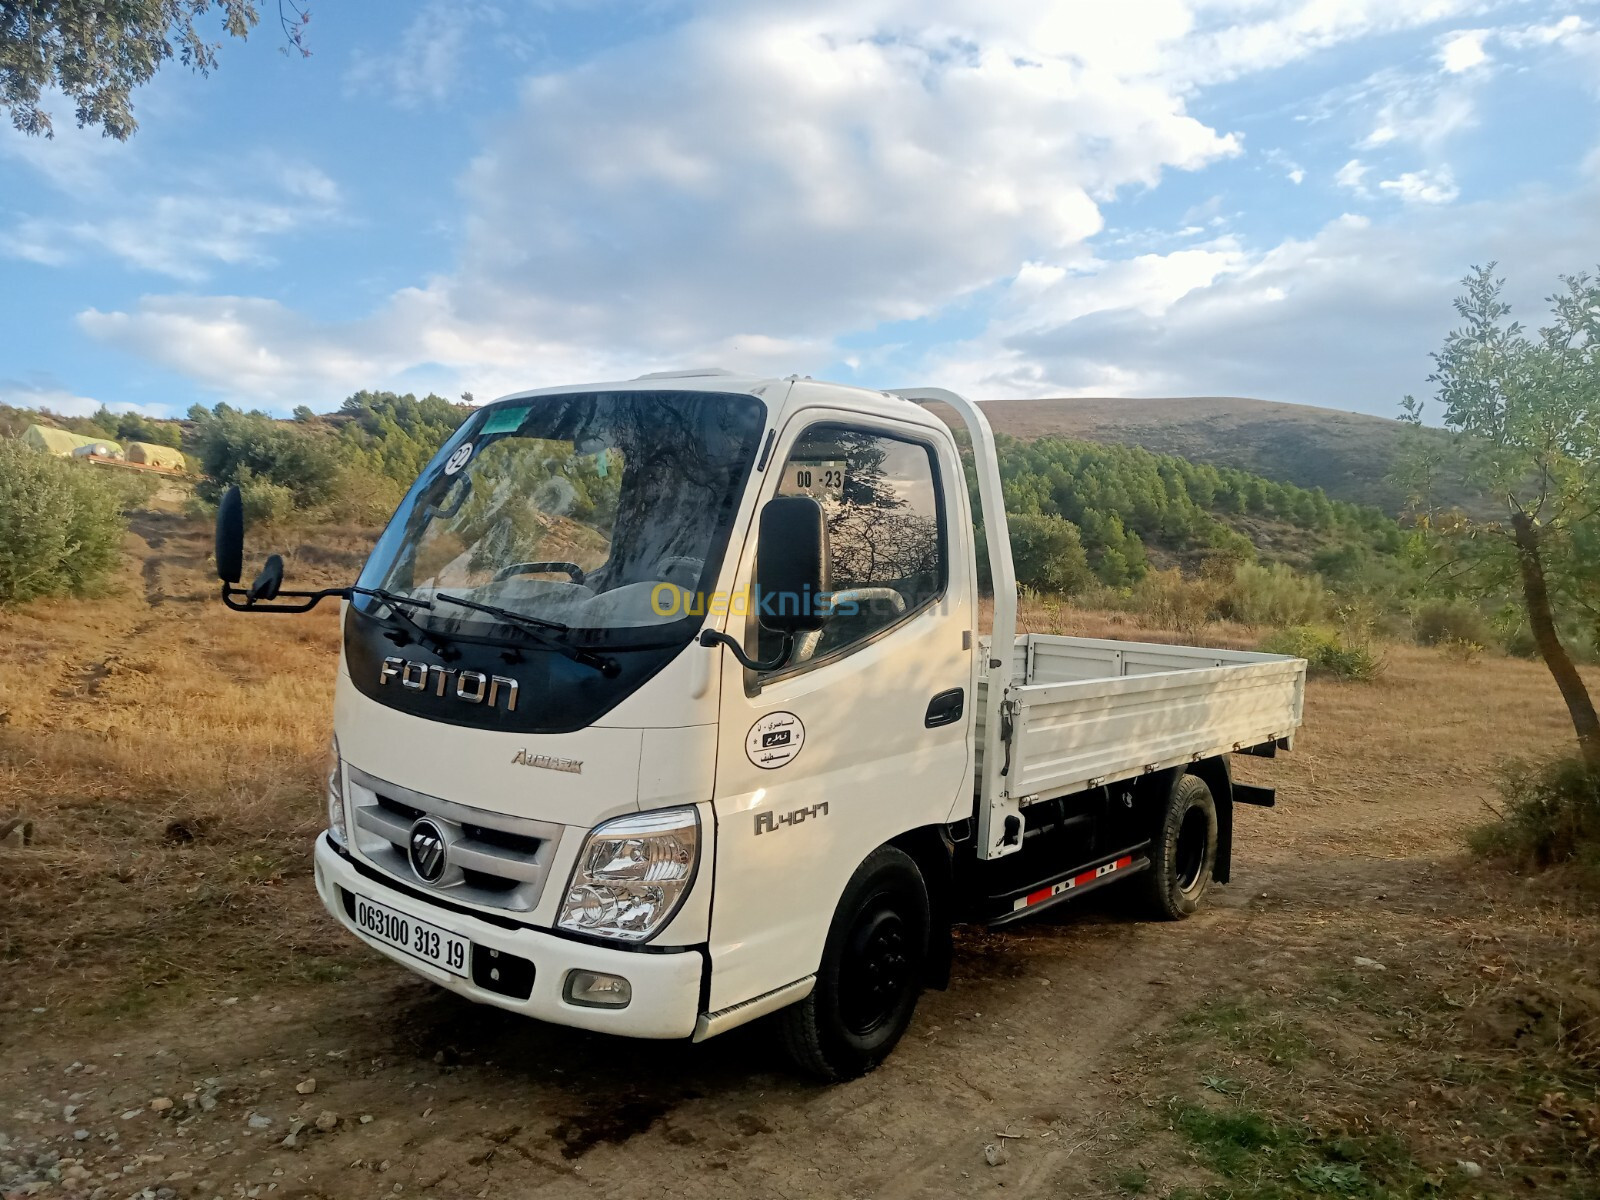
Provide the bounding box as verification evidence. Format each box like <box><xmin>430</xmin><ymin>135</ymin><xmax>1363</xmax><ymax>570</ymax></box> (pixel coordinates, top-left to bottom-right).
<box><xmin>924</xmin><ymin>687</ymin><xmax>965</xmax><ymax>728</ymax></box>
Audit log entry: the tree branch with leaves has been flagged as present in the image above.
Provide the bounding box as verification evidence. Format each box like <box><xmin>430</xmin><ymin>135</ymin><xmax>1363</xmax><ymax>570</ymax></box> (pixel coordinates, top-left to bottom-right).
<box><xmin>1</xmin><ymin>0</ymin><xmax>309</xmax><ymax>140</ymax></box>
<box><xmin>1401</xmin><ymin>264</ymin><xmax>1600</xmax><ymax>767</ymax></box>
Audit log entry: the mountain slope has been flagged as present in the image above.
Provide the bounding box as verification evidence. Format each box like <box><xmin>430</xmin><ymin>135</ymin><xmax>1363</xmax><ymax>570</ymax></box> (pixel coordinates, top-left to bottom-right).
<box><xmin>955</xmin><ymin>396</ymin><xmax>1443</xmax><ymax>515</ymax></box>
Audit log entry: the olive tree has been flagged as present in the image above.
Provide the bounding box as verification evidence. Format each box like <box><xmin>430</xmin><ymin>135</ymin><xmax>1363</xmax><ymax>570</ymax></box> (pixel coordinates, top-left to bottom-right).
<box><xmin>1</xmin><ymin>0</ymin><xmax>309</xmax><ymax>140</ymax></box>
<box><xmin>1402</xmin><ymin>265</ymin><xmax>1600</xmax><ymax>767</ymax></box>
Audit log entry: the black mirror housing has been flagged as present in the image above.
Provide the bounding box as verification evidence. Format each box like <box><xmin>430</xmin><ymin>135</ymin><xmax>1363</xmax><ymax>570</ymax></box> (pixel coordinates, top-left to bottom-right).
<box><xmin>215</xmin><ymin>485</ymin><xmax>244</xmax><ymax>584</ymax></box>
<box><xmin>756</xmin><ymin>496</ymin><xmax>831</xmax><ymax>634</ymax></box>
<box><xmin>249</xmin><ymin>554</ymin><xmax>285</xmax><ymax>602</ymax></box>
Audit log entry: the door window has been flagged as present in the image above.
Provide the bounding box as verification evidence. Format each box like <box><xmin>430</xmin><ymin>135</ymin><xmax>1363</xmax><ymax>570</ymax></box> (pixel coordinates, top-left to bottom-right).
<box><xmin>758</xmin><ymin>424</ymin><xmax>946</xmax><ymax>671</ymax></box>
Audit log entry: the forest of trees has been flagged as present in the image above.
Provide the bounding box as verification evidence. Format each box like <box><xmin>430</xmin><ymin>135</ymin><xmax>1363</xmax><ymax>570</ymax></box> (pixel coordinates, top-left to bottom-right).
<box><xmin>7</xmin><ymin>391</ymin><xmax>1420</xmax><ymax>601</ymax></box>
<box><xmin>983</xmin><ymin>434</ymin><xmax>1408</xmax><ymax>593</ymax></box>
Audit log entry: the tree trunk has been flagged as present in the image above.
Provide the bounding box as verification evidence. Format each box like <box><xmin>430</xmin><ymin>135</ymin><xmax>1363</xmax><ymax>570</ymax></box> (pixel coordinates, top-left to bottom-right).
<box><xmin>1510</xmin><ymin>511</ymin><xmax>1600</xmax><ymax>769</ymax></box>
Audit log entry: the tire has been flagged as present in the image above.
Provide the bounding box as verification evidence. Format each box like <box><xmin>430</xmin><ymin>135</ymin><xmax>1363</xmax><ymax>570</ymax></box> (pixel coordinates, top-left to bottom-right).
<box><xmin>1142</xmin><ymin>773</ymin><xmax>1218</xmax><ymax>920</ymax></box>
<box><xmin>778</xmin><ymin>846</ymin><xmax>930</xmax><ymax>1082</ymax></box>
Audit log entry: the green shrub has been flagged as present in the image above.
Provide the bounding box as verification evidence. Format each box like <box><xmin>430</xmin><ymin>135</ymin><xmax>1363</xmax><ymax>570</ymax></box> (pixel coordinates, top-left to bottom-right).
<box><xmin>1260</xmin><ymin>625</ymin><xmax>1383</xmax><ymax>681</ymax></box>
<box><xmin>1009</xmin><ymin>512</ymin><xmax>1095</xmax><ymax>594</ymax></box>
<box><xmin>1413</xmin><ymin>597</ymin><xmax>1494</xmax><ymax>648</ymax></box>
<box><xmin>1469</xmin><ymin>758</ymin><xmax>1600</xmax><ymax>872</ymax></box>
<box><xmin>188</xmin><ymin>405</ymin><xmax>342</xmax><ymax>507</ymax></box>
<box><xmin>308</xmin><ymin>467</ymin><xmax>407</xmax><ymax>527</ymax></box>
<box><xmin>1127</xmin><ymin>567</ymin><xmax>1219</xmax><ymax>636</ymax></box>
<box><xmin>1220</xmin><ymin>562</ymin><xmax>1327</xmax><ymax>626</ymax></box>
<box><xmin>0</xmin><ymin>442</ymin><xmax>130</xmax><ymax>603</ymax></box>
<box><xmin>235</xmin><ymin>470</ymin><xmax>297</xmax><ymax>526</ymax></box>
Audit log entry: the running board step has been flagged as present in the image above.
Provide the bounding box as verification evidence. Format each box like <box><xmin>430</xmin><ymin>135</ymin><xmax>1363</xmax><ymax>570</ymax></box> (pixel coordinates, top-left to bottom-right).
<box><xmin>984</xmin><ymin>851</ymin><xmax>1150</xmax><ymax>927</ymax></box>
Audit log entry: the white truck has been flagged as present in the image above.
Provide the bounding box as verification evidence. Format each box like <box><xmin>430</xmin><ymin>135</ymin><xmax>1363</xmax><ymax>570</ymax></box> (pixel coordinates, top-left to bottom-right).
<box><xmin>215</xmin><ymin>371</ymin><xmax>1305</xmax><ymax>1080</ymax></box>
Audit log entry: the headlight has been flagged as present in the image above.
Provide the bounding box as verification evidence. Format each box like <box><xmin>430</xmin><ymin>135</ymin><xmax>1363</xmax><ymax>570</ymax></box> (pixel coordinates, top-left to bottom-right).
<box><xmin>325</xmin><ymin>736</ymin><xmax>348</xmax><ymax>844</ymax></box>
<box><xmin>557</xmin><ymin>807</ymin><xmax>699</xmax><ymax>943</ymax></box>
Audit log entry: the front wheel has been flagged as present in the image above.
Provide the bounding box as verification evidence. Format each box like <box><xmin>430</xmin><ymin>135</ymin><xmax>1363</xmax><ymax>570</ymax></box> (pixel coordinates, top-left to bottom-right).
<box><xmin>778</xmin><ymin>846</ymin><xmax>929</xmax><ymax>1081</ymax></box>
<box><xmin>1141</xmin><ymin>773</ymin><xmax>1218</xmax><ymax>920</ymax></box>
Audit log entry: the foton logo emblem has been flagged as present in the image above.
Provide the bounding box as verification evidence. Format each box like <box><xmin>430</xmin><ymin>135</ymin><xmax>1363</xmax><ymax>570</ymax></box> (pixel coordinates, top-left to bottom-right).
<box><xmin>379</xmin><ymin>656</ymin><xmax>519</xmax><ymax>712</ymax></box>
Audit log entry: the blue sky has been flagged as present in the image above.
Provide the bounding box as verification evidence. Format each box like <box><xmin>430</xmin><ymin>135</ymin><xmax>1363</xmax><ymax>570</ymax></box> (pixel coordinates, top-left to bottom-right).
<box><xmin>2</xmin><ymin>0</ymin><xmax>1598</xmax><ymax>421</ymax></box>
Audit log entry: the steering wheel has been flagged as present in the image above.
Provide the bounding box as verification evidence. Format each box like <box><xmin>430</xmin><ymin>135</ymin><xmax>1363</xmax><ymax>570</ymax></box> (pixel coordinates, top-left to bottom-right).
<box><xmin>493</xmin><ymin>561</ymin><xmax>586</xmax><ymax>585</ymax></box>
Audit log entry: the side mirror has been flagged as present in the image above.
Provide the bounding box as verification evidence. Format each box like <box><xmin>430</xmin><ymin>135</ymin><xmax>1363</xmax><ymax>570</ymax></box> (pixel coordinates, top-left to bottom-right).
<box><xmin>215</xmin><ymin>485</ymin><xmax>244</xmax><ymax>584</ymax></box>
<box><xmin>756</xmin><ymin>496</ymin><xmax>832</xmax><ymax>634</ymax></box>
<box><xmin>249</xmin><ymin>554</ymin><xmax>285</xmax><ymax>602</ymax></box>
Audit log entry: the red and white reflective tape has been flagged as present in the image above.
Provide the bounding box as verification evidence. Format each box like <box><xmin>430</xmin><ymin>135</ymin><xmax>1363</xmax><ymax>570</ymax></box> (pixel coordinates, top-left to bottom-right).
<box><xmin>1012</xmin><ymin>855</ymin><xmax>1134</xmax><ymax>912</ymax></box>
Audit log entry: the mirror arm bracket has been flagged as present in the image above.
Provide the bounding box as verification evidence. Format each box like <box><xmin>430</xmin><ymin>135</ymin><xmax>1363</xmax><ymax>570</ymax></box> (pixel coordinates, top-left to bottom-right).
<box><xmin>220</xmin><ymin>582</ymin><xmax>350</xmax><ymax>614</ymax></box>
<box><xmin>698</xmin><ymin>629</ymin><xmax>794</xmax><ymax>673</ymax></box>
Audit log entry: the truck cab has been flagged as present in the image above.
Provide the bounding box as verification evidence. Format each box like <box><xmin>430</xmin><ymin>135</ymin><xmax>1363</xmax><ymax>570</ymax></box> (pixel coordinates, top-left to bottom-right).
<box><xmin>218</xmin><ymin>371</ymin><xmax>1304</xmax><ymax>1080</ymax></box>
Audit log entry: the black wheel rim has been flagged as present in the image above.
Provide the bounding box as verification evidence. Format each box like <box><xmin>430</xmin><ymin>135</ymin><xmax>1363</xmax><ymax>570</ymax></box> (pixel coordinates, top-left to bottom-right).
<box><xmin>838</xmin><ymin>903</ymin><xmax>912</xmax><ymax>1037</ymax></box>
<box><xmin>1175</xmin><ymin>804</ymin><xmax>1209</xmax><ymax>893</ymax></box>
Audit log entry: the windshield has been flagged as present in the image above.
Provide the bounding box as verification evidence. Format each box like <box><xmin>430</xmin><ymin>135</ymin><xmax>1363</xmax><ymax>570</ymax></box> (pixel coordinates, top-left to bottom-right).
<box><xmin>356</xmin><ymin>390</ymin><xmax>767</xmax><ymax>643</ymax></box>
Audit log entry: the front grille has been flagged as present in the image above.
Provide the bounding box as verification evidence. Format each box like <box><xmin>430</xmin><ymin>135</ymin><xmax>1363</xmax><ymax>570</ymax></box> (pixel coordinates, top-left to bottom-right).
<box><xmin>346</xmin><ymin>766</ymin><xmax>564</xmax><ymax>914</ymax></box>
<box><xmin>376</xmin><ymin>795</ymin><xmax>424</xmax><ymax>823</ymax></box>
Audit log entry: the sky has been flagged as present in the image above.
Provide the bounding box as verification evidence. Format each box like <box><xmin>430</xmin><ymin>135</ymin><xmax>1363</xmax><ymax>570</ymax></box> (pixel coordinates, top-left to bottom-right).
<box><xmin>2</xmin><ymin>0</ymin><xmax>1598</xmax><ymax>422</ymax></box>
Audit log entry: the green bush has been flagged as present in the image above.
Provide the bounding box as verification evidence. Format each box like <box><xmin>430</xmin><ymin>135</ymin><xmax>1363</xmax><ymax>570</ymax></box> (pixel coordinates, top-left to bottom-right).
<box><xmin>1220</xmin><ymin>562</ymin><xmax>1327</xmax><ymax>626</ymax></box>
<box><xmin>308</xmin><ymin>467</ymin><xmax>407</xmax><ymax>528</ymax></box>
<box><xmin>1501</xmin><ymin>620</ymin><xmax>1600</xmax><ymax>665</ymax></box>
<box><xmin>188</xmin><ymin>405</ymin><xmax>342</xmax><ymax>507</ymax></box>
<box><xmin>236</xmin><ymin>470</ymin><xmax>297</xmax><ymax>525</ymax></box>
<box><xmin>1413</xmin><ymin>598</ymin><xmax>1494</xmax><ymax>648</ymax></box>
<box><xmin>1469</xmin><ymin>758</ymin><xmax>1600</xmax><ymax>872</ymax></box>
<box><xmin>1127</xmin><ymin>567</ymin><xmax>1219</xmax><ymax>636</ymax></box>
<box><xmin>1260</xmin><ymin>625</ymin><xmax>1383</xmax><ymax>681</ymax></box>
<box><xmin>1008</xmin><ymin>512</ymin><xmax>1095</xmax><ymax>594</ymax></box>
<box><xmin>0</xmin><ymin>442</ymin><xmax>130</xmax><ymax>603</ymax></box>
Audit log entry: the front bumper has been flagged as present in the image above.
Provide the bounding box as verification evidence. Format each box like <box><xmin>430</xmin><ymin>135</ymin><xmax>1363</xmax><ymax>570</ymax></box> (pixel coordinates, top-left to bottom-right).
<box><xmin>314</xmin><ymin>834</ymin><xmax>704</xmax><ymax>1038</ymax></box>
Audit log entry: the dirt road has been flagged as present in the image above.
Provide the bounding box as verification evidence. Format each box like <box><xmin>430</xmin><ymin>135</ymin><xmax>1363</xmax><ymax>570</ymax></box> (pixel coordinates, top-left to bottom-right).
<box><xmin>2</xmin><ymin>523</ymin><xmax>1595</xmax><ymax>1199</ymax></box>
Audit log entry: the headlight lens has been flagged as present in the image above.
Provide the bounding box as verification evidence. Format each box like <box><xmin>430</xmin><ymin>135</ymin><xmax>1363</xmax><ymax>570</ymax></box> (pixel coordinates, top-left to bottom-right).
<box><xmin>325</xmin><ymin>736</ymin><xmax>347</xmax><ymax>844</ymax></box>
<box><xmin>558</xmin><ymin>807</ymin><xmax>699</xmax><ymax>942</ymax></box>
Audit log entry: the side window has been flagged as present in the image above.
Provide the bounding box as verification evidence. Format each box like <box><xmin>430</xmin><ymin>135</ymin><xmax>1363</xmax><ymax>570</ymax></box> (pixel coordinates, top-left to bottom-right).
<box><xmin>757</xmin><ymin>424</ymin><xmax>945</xmax><ymax>671</ymax></box>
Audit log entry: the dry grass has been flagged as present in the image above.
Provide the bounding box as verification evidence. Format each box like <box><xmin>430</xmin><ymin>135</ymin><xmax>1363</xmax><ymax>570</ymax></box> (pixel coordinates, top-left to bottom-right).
<box><xmin>3</xmin><ymin>519</ymin><xmax>1597</xmax><ymax>1038</ymax></box>
<box><xmin>0</xmin><ymin>513</ymin><xmax>375</xmax><ymax>1017</ymax></box>
<box><xmin>1</xmin><ymin>515</ymin><xmax>1598</xmax><ymax>1196</ymax></box>
<box><xmin>1106</xmin><ymin>862</ymin><xmax>1600</xmax><ymax>1197</ymax></box>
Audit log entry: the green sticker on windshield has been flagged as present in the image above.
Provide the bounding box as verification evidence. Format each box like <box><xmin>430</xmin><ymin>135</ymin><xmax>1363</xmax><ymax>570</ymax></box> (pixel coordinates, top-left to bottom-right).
<box><xmin>479</xmin><ymin>406</ymin><xmax>529</xmax><ymax>436</ymax></box>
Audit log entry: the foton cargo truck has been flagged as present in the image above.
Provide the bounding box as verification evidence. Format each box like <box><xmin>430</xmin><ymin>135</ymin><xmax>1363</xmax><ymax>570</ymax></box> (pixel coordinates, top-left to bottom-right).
<box><xmin>215</xmin><ymin>372</ymin><xmax>1304</xmax><ymax>1080</ymax></box>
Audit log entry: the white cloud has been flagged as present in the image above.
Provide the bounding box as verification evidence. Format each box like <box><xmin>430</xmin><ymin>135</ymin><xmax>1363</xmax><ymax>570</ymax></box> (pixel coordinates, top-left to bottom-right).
<box><xmin>1354</xmin><ymin>68</ymin><xmax>1478</xmax><ymax>150</ymax></box>
<box><xmin>67</xmin><ymin>0</ymin><xmax>1598</xmax><ymax>413</ymax></box>
<box><xmin>1172</xmin><ymin>0</ymin><xmax>1487</xmax><ymax>86</ymax></box>
<box><xmin>345</xmin><ymin>2</ymin><xmax>472</xmax><ymax>107</ymax></box>
<box><xmin>1438</xmin><ymin>29</ymin><xmax>1489</xmax><ymax>73</ymax></box>
<box><xmin>1501</xmin><ymin>14</ymin><xmax>1590</xmax><ymax>50</ymax></box>
<box><xmin>916</xmin><ymin>181</ymin><xmax>1600</xmax><ymax>412</ymax></box>
<box><xmin>1378</xmin><ymin>167</ymin><xmax>1459</xmax><ymax>204</ymax></box>
<box><xmin>3</xmin><ymin>154</ymin><xmax>342</xmax><ymax>281</ymax></box>
<box><xmin>1288</xmin><ymin>167</ymin><xmax>1306</xmax><ymax>184</ymax></box>
<box><xmin>1335</xmin><ymin>158</ymin><xmax>1370</xmax><ymax>192</ymax></box>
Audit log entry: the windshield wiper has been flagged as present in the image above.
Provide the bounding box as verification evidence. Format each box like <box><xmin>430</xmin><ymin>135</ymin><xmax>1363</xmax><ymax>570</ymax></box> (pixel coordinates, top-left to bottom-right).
<box><xmin>350</xmin><ymin>587</ymin><xmax>457</xmax><ymax>660</ymax></box>
<box><xmin>435</xmin><ymin>593</ymin><xmax>619</xmax><ymax>678</ymax></box>
<box><xmin>349</xmin><ymin>586</ymin><xmax>434</xmax><ymax>611</ymax></box>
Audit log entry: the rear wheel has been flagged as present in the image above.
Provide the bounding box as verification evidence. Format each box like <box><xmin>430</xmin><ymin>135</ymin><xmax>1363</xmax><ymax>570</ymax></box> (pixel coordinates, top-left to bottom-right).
<box><xmin>778</xmin><ymin>846</ymin><xmax>929</xmax><ymax>1081</ymax></box>
<box><xmin>1142</xmin><ymin>773</ymin><xmax>1218</xmax><ymax>920</ymax></box>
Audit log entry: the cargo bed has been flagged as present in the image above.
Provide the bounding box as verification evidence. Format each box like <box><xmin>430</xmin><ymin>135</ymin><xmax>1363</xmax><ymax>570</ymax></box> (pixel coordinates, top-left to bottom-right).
<box><xmin>976</xmin><ymin>634</ymin><xmax>1305</xmax><ymax>810</ymax></box>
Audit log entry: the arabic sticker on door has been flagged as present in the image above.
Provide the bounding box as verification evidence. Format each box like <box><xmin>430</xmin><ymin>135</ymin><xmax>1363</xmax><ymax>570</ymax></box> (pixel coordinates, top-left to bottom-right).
<box><xmin>746</xmin><ymin>712</ymin><xmax>805</xmax><ymax>769</ymax></box>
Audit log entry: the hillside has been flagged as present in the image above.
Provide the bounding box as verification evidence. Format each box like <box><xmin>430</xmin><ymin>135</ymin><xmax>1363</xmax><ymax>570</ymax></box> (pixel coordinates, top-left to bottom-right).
<box><xmin>953</xmin><ymin>395</ymin><xmax>1450</xmax><ymax>516</ymax></box>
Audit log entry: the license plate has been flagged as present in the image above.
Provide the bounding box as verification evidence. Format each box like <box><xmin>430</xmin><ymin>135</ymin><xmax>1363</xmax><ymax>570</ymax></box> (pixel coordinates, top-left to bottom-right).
<box><xmin>349</xmin><ymin>893</ymin><xmax>470</xmax><ymax>977</ymax></box>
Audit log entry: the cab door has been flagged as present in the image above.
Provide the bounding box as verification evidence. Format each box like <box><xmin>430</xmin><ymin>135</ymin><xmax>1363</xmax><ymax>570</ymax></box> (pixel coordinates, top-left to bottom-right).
<box><xmin>707</xmin><ymin>413</ymin><xmax>974</xmax><ymax>1011</ymax></box>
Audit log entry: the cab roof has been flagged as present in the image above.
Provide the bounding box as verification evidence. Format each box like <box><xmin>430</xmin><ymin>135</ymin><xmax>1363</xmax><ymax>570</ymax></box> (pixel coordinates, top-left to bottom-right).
<box><xmin>490</xmin><ymin>370</ymin><xmax>945</xmax><ymax>432</ymax></box>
